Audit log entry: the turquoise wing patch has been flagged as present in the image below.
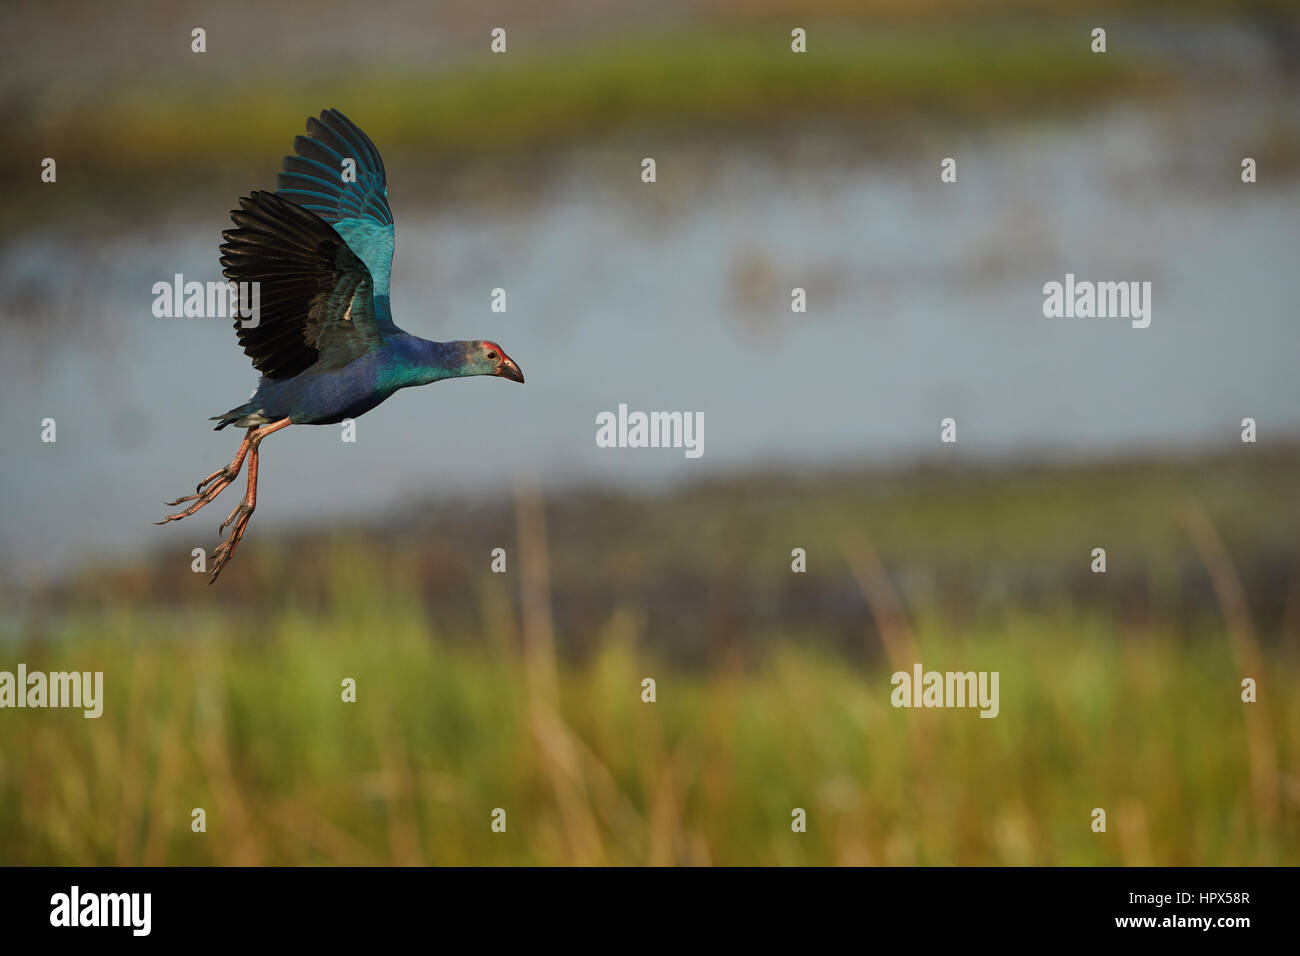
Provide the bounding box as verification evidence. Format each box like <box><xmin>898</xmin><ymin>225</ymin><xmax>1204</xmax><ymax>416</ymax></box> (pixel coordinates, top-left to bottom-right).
<box><xmin>276</xmin><ymin>109</ymin><xmax>396</xmax><ymax>305</ymax></box>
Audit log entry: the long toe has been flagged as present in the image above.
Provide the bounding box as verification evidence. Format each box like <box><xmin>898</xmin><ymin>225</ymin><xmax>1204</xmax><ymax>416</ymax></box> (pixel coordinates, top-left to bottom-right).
<box><xmin>195</xmin><ymin>465</ymin><xmax>236</xmax><ymax>495</ymax></box>
<box><xmin>156</xmin><ymin>476</ymin><xmax>234</xmax><ymax>524</ymax></box>
<box><xmin>207</xmin><ymin>516</ymin><xmax>252</xmax><ymax>584</ymax></box>
<box><xmin>219</xmin><ymin>499</ymin><xmax>253</xmax><ymax>536</ymax></box>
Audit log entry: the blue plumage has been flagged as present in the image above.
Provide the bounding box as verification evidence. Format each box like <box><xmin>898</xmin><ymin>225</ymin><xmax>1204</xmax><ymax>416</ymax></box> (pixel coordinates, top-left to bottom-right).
<box><xmin>159</xmin><ymin>109</ymin><xmax>524</xmax><ymax>582</ymax></box>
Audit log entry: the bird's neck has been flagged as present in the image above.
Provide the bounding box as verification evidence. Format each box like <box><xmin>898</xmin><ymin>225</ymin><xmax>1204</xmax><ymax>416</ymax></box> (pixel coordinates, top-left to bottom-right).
<box><xmin>387</xmin><ymin>336</ymin><xmax>472</xmax><ymax>388</ymax></box>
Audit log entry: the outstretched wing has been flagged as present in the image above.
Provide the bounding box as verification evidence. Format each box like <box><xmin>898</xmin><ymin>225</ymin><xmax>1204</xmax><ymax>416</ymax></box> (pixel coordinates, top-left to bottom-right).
<box><xmin>219</xmin><ymin>190</ymin><xmax>385</xmax><ymax>379</ymax></box>
<box><xmin>275</xmin><ymin>109</ymin><xmax>396</xmax><ymax>303</ymax></box>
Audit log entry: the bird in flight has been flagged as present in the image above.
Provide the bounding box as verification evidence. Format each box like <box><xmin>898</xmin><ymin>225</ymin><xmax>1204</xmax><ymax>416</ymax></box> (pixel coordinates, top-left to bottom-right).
<box><xmin>158</xmin><ymin>109</ymin><xmax>524</xmax><ymax>583</ymax></box>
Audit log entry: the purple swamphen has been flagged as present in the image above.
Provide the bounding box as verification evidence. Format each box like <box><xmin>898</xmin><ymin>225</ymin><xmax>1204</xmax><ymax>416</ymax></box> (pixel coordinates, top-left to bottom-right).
<box><xmin>157</xmin><ymin>109</ymin><xmax>525</xmax><ymax>582</ymax></box>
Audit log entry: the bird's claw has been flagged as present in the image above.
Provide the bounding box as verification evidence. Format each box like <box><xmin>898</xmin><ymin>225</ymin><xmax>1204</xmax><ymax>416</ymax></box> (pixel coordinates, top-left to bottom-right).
<box><xmin>155</xmin><ymin>471</ymin><xmax>237</xmax><ymax>524</ymax></box>
<box><xmin>195</xmin><ymin>466</ymin><xmax>234</xmax><ymax>496</ymax></box>
<box><xmin>219</xmin><ymin>499</ymin><xmax>252</xmax><ymax>536</ymax></box>
<box><xmin>208</xmin><ymin>497</ymin><xmax>254</xmax><ymax>584</ymax></box>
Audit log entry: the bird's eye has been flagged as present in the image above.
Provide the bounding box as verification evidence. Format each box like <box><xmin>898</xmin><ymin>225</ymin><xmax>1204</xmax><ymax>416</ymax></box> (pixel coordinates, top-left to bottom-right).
<box><xmin>486</xmin><ymin>351</ymin><xmax>498</xmax><ymax>360</ymax></box>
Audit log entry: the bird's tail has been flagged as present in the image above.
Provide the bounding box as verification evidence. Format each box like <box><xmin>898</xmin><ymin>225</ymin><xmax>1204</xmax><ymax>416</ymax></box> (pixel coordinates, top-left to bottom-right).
<box><xmin>210</xmin><ymin>402</ymin><xmax>274</xmax><ymax>431</ymax></box>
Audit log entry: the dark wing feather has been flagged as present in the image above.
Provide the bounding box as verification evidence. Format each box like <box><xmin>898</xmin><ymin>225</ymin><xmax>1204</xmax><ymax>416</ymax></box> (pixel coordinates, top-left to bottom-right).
<box><xmin>276</xmin><ymin>109</ymin><xmax>396</xmax><ymax>302</ymax></box>
<box><xmin>219</xmin><ymin>190</ymin><xmax>385</xmax><ymax>379</ymax></box>
<box><xmin>277</xmin><ymin>109</ymin><xmax>392</xmax><ymax>225</ymax></box>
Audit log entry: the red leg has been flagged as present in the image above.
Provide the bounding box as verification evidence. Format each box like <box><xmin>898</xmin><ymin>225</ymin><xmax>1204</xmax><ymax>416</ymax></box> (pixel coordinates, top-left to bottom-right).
<box><xmin>155</xmin><ymin>431</ymin><xmax>255</xmax><ymax>524</ymax></box>
<box><xmin>205</xmin><ymin>417</ymin><xmax>292</xmax><ymax>583</ymax></box>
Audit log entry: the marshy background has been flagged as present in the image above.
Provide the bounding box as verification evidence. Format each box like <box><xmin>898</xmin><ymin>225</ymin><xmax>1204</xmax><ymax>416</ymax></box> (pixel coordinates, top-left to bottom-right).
<box><xmin>2</xmin><ymin>0</ymin><xmax>1299</xmax><ymax>864</ymax></box>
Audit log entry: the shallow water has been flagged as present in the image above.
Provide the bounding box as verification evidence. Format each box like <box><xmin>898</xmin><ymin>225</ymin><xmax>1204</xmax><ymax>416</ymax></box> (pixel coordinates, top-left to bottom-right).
<box><xmin>2</xmin><ymin>91</ymin><xmax>1298</xmax><ymax>578</ymax></box>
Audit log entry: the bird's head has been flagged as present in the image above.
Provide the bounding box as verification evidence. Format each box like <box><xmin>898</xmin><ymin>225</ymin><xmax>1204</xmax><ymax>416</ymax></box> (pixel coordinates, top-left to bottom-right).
<box><xmin>464</xmin><ymin>340</ymin><xmax>524</xmax><ymax>383</ymax></box>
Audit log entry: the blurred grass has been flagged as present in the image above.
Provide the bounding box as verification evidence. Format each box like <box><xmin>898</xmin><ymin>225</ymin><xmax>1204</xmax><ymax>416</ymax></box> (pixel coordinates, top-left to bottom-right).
<box><xmin>178</xmin><ymin>30</ymin><xmax>1145</xmax><ymax>149</ymax></box>
<box><xmin>2</xmin><ymin>586</ymin><xmax>1295</xmax><ymax>865</ymax></box>
<box><xmin>3</xmin><ymin>454</ymin><xmax>1298</xmax><ymax>865</ymax></box>
<box><xmin>28</xmin><ymin>28</ymin><xmax>1155</xmax><ymax>163</ymax></box>
<box><xmin>44</xmin><ymin>448</ymin><xmax>1300</xmax><ymax>665</ymax></box>
<box><xmin>6</xmin><ymin>25</ymin><xmax>1160</xmax><ymax>227</ymax></box>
